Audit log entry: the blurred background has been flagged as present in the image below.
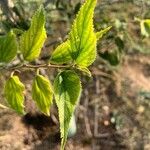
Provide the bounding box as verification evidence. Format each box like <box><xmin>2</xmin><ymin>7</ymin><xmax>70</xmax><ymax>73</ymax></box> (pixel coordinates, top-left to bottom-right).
<box><xmin>0</xmin><ymin>0</ymin><xmax>150</xmax><ymax>149</ymax></box>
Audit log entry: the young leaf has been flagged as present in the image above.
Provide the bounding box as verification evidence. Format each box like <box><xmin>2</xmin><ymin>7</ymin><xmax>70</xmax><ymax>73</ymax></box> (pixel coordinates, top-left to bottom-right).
<box><xmin>19</xmin><ymin>6</ymin><xmax>47</xmax><ymax>61</ymax></box>
<box><xmin>50</xmin><ymin>0</ymin><xmax>97</xmax><ymax>67</ymax></box>
<box><xmin>96</xmin><ymin>26</ymin><xmax>112</xmax><ymax>40</ymax></box>
<box><xmin>76</xmin><ymin>66</ymin><xmax>92</xmax><ymax>77</ymax></box>
<box><xmin>54</xmin><ymin>70</ymin><xmax>81</xmax><ymax>150</ymax></box>
<box><xmin>4</xmin><ymin>76</ymin><xmax>25</xmax><ymax>114</ymax></box>
<box><xmin>0</xmin><ymin>31</ymin><xmax>17</xmax><ymax>63</ymax></box>
<box><xmin>68</xmin><ymin>0</ymin><xmax>97</xmax><ymax>67</ymax></box>
<box><xmin>32</xmin><ymin>75</ymin><xmax>53</xmax><ymax>116</ymax></box>
<box><xmin>50</xmin><ymin>41</ymin><xmax>72</xmax><ymax>64</ymax></box>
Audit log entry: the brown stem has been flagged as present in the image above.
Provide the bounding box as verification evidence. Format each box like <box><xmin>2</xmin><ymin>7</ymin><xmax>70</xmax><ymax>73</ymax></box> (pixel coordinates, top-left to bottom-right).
<box><xmin>0</xmin><ymin>63</ymin><xmax>72</xmax><ymax>72</ymax></box>
<box><xmin>24</xmin><ymin>63</ymin><xmax>71</xmax><ymax>69</ymax></box>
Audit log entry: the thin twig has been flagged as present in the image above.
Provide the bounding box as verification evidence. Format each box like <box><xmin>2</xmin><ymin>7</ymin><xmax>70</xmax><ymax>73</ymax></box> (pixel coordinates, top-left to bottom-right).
<box><xmin>0</xmin><ymin>63</ymin><xmax>72</xmax><ymax>72</ymax></box>
<box><xmin>26</xmin><ymin>63</ymin><xmax>71</xmax><ymax>69</ymax></box>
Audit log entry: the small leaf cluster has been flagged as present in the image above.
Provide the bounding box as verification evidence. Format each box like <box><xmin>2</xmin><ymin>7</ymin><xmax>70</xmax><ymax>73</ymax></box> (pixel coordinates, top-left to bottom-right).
<box><xmin>0</xmin><ymin>0</ymin><xmax>111</xmax><ymax>149</ymax></box>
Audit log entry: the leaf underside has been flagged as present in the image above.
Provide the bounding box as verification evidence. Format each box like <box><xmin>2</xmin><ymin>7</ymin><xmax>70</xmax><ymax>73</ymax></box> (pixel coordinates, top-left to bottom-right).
<box><xmin>19</xmin><ymin>6</ymin><xmax>47</xmax><ymax>61</ymax></box>
<box><xmin>54</xmin><ymin>70</ymin><xmax>81</xmax><ymax>150</ymax></box>
<box><xmin>4</xmin><ymin>76</ymin><xmax>25</xmax><ymax>114</ymax></box>
<box><xmin>32</xmin><ymin>75</ymin><xmax>53</xmax><ymax>116</ymax></box>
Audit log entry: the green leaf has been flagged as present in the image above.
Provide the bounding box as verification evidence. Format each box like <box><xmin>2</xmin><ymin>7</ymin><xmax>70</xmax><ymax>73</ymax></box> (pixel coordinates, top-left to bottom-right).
<box><xmin>32</xmin><ymin>74</ymin><xmax>53</xmax><ymax>116</ymax></box>
<box><xmin>50</xmin><ymin>41</ymin><xmax>72</xmax><ymax>64</ymax></box>
<box><xmin>50</xmin><ymin>0</ymin><xmax>97</xmax><ymax>67</ymax></box>
<box><xmin>96</xmin><ymin>26</ymin><xmax>112</xmax><ymax>40</ymax></box>
<box><xmin>140</xmin><ymin>19</ymin><xmax>150</xmax><ymax>37</ymax></box>
<box><xmin>0</xmin><ymin>31</ymin><xmax>17</xmax><ymax>63</ymax></box>
<box><xmin>4</xmin><ymin>76</ymin><xmax>25</xmax><ymax>114</ymax></box>
<box><xmin>76</xmin><ymin>66</ymin><xmax>92</xmax><ymax>77</ymax></box>
<box><xmin>19</xmin><ymin>6</ymin><xmax>47</xmax><ymax>61</ymax></box>
<box><xmin>68</xmin><ymin>0</ymin><xmax>97</xmax><ymax>67</ymax></box>
<box><xmin>54</xmin><ymin>70</ymin><xmax>81</xmax><ymax>150</ymax></box>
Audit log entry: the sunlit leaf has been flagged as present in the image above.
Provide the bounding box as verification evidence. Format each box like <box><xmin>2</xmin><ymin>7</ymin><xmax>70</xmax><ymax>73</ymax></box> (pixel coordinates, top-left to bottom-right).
<box><xmin>32</xmin><ymin>74</ymin><xmax>53</xmax><ymax>116</ymax></box>
<box><xmin>140</xmin><ymin>19</ymin><xmax>150</xmax><ymax>37</ymax></box>
<box><xmin>96</xmin><ymin>26</ymin><xmax>112</xmax><ymax>40</ymax></box>
<box><xmin>19</xmin><ymin>6</ymin><xmax>47</xmax><ymax>61</ymax></box>
<box><xmin>54</xmin><ymin>70</ymin><xmax>81</xmax><ymax>150</ymax></box>
<box><xmin>50</xmin><ymin>41</ymin><xmax>72</xmax><ymax>64</ymax></box>
<box><xmin>51</xmin><ymin>0</ymin><xmax>98</xmax><ymax>67</ymax></box>
<box><xmin>68</xmin><ymin>0</ymin><xmax>97</xmax><ymax>67</ymax></box>
<box><xmin>0</xmin><ymin>31</ymin><xmax>17</xmax><ymax>63</ymax></box>
<box><xmin>4</xmin><ymin>76</ymin><xmax>25</xmax><ymax>114</ymax></box>
<box><xmin>76</xmin><ymin>66</ymin><xmax>92</xmax><ymax>77</ymax></box>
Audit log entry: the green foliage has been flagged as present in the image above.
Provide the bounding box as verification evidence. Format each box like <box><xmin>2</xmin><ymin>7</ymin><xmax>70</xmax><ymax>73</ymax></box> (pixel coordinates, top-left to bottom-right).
<box><xmin>140</xmin><ymin>19</ymin><xmax>150</xmax><ymax>37</ymax></box>
<box><xmin>32</xmin><ymin>74</ymin><xmax>53</xmax><ymax>116</ymax></box>
<box><xmin>76</xmin><ymin>66</ymin><xmax>92</xmax><ymax>77</ymax></box>
<box><xmin>54</xmin><ymin>70</ymin><xmax>81</xmax><ymax>150</ymax></box>
<box><xmin>0</xmin><ymin>31</ymin><xmax>17</xmax><ymax>63</ymax></box>
<box><xmin>4</xmin><ymin>76</ymin><xmax>25</xmax><ymax>114</ymax></box>
<box><xmin>50</xmin><ymin>41</ymin><xmax>72</xmax><ymax>64</ymax></box>
<box><xmin>0</xmin><ymin>0</ymin><xmax>112</xmax><ymax>149</ymax></box>
<box><xmin>96</xmin><ymin>26</ymin><xmax>112</xmax><ymax>40</ymax></box>
<box><xmin>51</xmin><ymin>0</ymin><xmax>96</xmax><ymax>67</ymax></box>
<box><xmin>19</xmin><ymin>6</ymin><xmax>47</xmax><ymax>61</ymax></box>
<box><xmin>68</xmin><ymin>0</ymin><xmax>97</xmax><ymax>67</ymax></box>
<box><xmin>51</xmin><ymin>0</ymin><xmax>111</xmax><ymax>68</ymax></box>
